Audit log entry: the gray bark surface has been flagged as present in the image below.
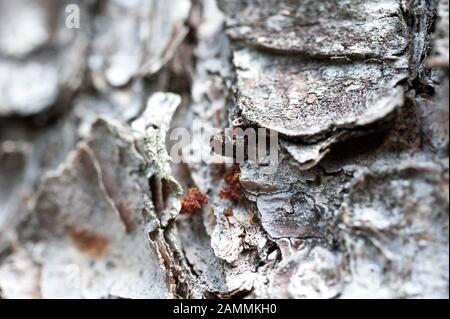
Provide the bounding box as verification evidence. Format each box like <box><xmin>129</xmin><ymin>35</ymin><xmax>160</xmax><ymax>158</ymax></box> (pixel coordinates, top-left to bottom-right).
<box><xmin>0</xmin><ymin>0</ymin><xmax>448</xmax><ymax>298</ymax></box>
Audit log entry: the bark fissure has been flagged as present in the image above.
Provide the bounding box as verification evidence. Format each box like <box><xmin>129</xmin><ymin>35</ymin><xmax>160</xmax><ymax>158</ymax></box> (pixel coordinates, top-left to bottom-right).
<box><xmin>0</xmin><ymin>0</ymin><xmax>448</xmax><ymax>299</ymax></box>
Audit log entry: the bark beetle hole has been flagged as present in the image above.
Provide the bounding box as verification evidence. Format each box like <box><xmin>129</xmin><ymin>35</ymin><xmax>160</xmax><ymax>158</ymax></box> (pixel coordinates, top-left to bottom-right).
<box><xmin>149</xmin><ymin>229</ymin><xmax>159</xmax><ymax>241</ymax></box>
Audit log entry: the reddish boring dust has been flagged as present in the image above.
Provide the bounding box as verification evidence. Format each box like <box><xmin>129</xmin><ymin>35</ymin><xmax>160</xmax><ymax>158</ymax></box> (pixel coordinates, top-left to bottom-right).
<box><xmin>219</xmin><ymin>165</ymin><xmax>241</xmax><ymax>202</ymax></box>
<box><xmin>224</xmin><ymin>208</ymin><xmax>234</xmax><ymax>217</ymax></box>
<box><xmin>181</xmin><ymin>165</ymin><xmax>241</xmax><ymax>215</ymax></box>
<box><xmin>181</xmin><ymin>188</ymin><xmax>209</xmax><ymax>214</ymax></box>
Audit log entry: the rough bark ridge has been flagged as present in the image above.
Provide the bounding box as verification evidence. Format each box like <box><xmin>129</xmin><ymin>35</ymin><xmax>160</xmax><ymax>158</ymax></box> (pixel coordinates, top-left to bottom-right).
<box><xmin>0</xmin><ymin>0</ymin><xmax>448</xmax><ymax>298</ymax></box>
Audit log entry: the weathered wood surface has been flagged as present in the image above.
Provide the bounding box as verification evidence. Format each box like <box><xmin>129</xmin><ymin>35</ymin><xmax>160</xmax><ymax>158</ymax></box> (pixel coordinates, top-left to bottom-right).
<box><xmin>0</xmin><ymin>0</ymin><xmax>448</xmax><ymax>298</ymax></box>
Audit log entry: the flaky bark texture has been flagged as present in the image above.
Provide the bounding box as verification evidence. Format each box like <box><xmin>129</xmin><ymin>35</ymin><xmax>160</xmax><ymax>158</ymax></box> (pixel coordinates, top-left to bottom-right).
<box><xmin>0</xmin><ymin>0</ymin><xmax>448</xmax><ymax>299</ymax></box>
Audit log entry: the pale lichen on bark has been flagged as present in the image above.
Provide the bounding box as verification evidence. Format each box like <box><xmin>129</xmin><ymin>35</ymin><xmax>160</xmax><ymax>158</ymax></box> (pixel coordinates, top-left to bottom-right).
<box><xmin>0</xmin><ymin>0</ymin><xmax>448</xmax><ymax>299</ymax></box>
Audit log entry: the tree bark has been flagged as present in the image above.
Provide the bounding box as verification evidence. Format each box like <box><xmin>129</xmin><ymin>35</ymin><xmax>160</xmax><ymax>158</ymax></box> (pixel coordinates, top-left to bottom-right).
<box><xmin>0</xmin><ymin>0</ymin><xmax>448</xmax><ymax>299</ymax></box>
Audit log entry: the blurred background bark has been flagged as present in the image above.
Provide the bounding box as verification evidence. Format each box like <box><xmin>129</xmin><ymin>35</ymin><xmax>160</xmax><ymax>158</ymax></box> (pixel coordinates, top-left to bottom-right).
<box><xmin>0</xmin><ymin>0</ymin><xmax>448</xmax><ymax>298</ymax></box>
